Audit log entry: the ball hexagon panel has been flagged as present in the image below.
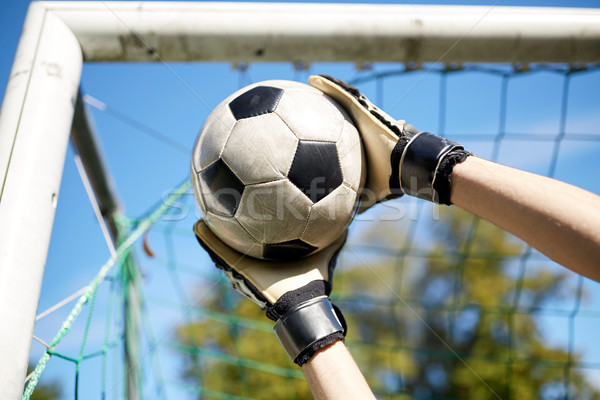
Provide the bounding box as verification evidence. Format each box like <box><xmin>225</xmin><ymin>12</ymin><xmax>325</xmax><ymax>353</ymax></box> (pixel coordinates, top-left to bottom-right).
<box><xmin>263</xmin><ymin>239</ymin><xmax>318</xmax><ymax>260</ymax></box>
<box><xmin>336</xmin><ymin>119</ymin><xmax>366</xmax><ymax>192</ymax></box>
<box><xmin>275</xmin><ymin>90</ymin><xmax>345</xmax><ymax>142</ymax></box>
<box><xmin>205</xmin><ymin>211</ymin><xmax>263</xmax><ymax>258</ymax></box>
<box><xmin>236</xmin><ymin>179</ymin><xmax>312</xmax><ymax>244</ymax></box>
<box><xmin>229</xmin><ymin>86</ymin><xmax>284</xmax><ymax>120</ymax></box>
<box><xmin>288</xmin><ymin>141</ymin><xmax>343</xmax><ymax>203</ymax></box>
<box><xmin>221</xmin><ymin>113</ymin><xmax>299</xmax><ymax>185</ymax></box>
<box><xmin>199</xmin><ymin>159</ymin><xmax>245</xmax><ymax>218</ymax></box>
<box><xmin>301</xmin><ymin>184</ymin><xmax>359</xmax><ymax>248</ymax></box>
<box><xmin>192</xmin><ymin>103</ymin><xmax>237</xmax><ymax>173</ymax></box>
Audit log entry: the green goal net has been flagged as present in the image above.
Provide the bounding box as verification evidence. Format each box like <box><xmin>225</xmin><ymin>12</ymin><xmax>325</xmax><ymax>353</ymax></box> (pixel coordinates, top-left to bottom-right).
<box><xmin>25</xmin><ymin>61</ymin><xmax>600</xmax><ymax>400</ymax></box>
<box><xmin>2</xmin><ymin>2</ymin><xmax>598</xmax><ymax>400</ymax></box>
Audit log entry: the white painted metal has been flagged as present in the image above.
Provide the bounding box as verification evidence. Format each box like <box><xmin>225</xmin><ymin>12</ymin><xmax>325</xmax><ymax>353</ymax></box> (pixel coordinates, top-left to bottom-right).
<box><xmin>1</xmin><ymin>2</ymin><xmax>600</xmax><ymax>398</ymax></box>
<box><xmin>0</xmin><ymin>3</ymin><xmax>82</xmax><ymax>398</ymax></box>
<box><xmin>43</xmin><ymin>2</ymin><xmax>600</xmax><ymax>63</ymax></box>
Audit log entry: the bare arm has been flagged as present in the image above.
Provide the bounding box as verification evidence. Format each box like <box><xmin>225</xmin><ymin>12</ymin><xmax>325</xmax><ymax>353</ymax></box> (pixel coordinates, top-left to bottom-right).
<box><xmin>302</xmin><ymin>340</ymin><xmax>376</xmax><ymax>400</ymax></box>
<box><xmin>451</xmin><ymin>156</ymin><xmax>600</xmax><ymax>282</ymax></box>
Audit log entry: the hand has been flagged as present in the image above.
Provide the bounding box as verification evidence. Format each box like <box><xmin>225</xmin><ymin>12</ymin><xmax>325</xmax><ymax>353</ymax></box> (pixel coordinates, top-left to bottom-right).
<box><xmin>309</xmin><ymin>75</ymin><xmax>471</xmax><ymax>209</ymax></box>
<box><xmin>194</xmin><ymin>219</ymin><xmax>347</xmax><ymax>366</ymax></box>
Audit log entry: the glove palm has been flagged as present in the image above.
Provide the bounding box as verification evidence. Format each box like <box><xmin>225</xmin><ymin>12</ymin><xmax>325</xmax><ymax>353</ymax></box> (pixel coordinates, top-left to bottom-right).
<box><xmin>194</xmin><ymin>220</ymin><xmax>347</xmax><ymax>365</ymax></box>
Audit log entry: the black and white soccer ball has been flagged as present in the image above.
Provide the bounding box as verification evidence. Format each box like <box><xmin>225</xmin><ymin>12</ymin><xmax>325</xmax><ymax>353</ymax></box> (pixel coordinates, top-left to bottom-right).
<box><xmin>191</xmin><ymin>80</ymin><xmax>365</xmax><ymax>260</ymax></box>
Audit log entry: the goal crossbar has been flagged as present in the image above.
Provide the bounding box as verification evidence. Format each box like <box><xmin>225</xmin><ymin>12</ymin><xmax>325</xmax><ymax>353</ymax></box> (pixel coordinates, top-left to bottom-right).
<box><xmin>1</xmin><ymin>2</ymin><xmax>599</xmax><ymax>398</ymax></box>
<box><xmin>30</xmin><ymin>2</ymin><xmax>600</xmax><ymax>64</ymax></box>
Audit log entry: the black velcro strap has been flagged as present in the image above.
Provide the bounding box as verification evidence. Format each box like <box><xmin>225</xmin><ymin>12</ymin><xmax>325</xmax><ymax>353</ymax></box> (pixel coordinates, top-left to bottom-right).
<box><xmin>433</xmin><ymin>148</ymin><xmax>472</xmax><ymax>205</ymax></box>
<box><xmin>273</xmin><ymin>296</ymin><xmax>345</xmax><ymax>365</ymax></box>
<box><xmin>266</xmin><ymin>280</ymin><xmax>331</xmax><ymax>321</ymax></box>
<box><xmin>400</xmin><ymin>132</ymin><xmax>463</xmax><ymax>203</ymax></box>
<box><xmin>389</xmin><ymin>136</ymin><xmax>411</xmax><ymax>196</ymax></box>
<box><xmin>294</xmin><ymin>331</ymin><xmax>345</xmax><ymax>366</ymax></box>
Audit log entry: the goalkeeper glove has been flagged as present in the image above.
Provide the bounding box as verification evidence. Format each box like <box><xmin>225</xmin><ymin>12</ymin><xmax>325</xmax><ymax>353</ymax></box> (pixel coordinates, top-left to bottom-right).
<box><xmin>309</xmin><ymin>74</ymin><xmax>471</xmax><ymax>210</ymax></box>
<box><xmin>194</xmin><ymin>220</ymin><xmax>347</xmax><ymax>366</ymax></box>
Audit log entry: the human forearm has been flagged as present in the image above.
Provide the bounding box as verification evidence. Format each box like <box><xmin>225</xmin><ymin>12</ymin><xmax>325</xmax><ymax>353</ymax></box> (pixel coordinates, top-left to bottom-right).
<box><xmin>451</xmin><ymin>156</ymin><xmax>600</xmax><ymax>281</ymax></box>
<box><xmin>302</xmin><ymin>340</ymin><xmax>376</xmax><ymax>400</ymax></box>
<box><xmin>309</xmin><ymin>75</ymin><xmax>600</xmax><ymax>279</ymax></box>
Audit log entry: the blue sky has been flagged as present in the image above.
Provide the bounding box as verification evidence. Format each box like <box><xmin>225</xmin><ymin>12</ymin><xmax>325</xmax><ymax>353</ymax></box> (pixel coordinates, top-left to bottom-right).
<box><xmin>2</xmin><ymin>1</ymin><xmax>600</xmax><ymax>399</ymax></box>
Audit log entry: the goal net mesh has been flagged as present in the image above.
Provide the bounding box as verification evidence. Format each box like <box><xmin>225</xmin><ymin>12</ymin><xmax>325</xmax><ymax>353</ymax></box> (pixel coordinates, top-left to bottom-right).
<box><xmin>25</xmin><ymin>61</ymin><xmax>600</xmax><ymax>399</ymax></box>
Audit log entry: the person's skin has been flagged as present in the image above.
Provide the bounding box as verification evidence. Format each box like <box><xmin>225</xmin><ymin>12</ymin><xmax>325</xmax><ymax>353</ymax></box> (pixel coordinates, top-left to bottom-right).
<box><xmin>206</xmin><ymin>153</ymin><xmax>599</xmax><ymax>399</ymax></box>
<box><xmin>299</xmin><ymin>156</ymin><xmax>600</xmax><ymax>400</ymax></box>
<box><xmin>451</xmin><ymin>156</ymin><xmax>600</xmax><ymax>282</ymax></box>
<box><xmin>302</xmin><ymin>340</ymin><xmax>376</xmax><ymax>400</ymax></box>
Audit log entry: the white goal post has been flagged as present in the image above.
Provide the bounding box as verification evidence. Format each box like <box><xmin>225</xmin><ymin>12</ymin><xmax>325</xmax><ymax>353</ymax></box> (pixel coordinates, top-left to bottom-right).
<box><xmin>1</xmin><ymin>2</ymin><xmax>599</xmax><ymax>398</ymax></box>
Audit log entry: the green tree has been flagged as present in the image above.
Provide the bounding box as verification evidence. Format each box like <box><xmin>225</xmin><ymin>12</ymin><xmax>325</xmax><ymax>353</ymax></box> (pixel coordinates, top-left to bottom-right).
<box><xmin>176</xmin><ymin>283</ymin><xmax>311</xmax><ymax>399</ymax></box>
<box><xmin>26</xmin><ymin>364</ymin><xmax>61</xmax><ymax>400</ymax></box>
<box><xmin>177</xmin><ymin>207</ymin><xmax>599</xmax><ymax>399</ymax></box>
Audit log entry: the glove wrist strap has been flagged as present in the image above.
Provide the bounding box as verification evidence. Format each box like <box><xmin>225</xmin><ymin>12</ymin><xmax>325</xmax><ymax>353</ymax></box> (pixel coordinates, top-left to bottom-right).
<box><xmin>274</xmin><ymin>296</ymin><xmax>345</xmax><ymax>366</ymax></box>
<box><xmin>396</xmin><ymin>132</ymin><xmax>469</xmax><ymax>204</ymax></box>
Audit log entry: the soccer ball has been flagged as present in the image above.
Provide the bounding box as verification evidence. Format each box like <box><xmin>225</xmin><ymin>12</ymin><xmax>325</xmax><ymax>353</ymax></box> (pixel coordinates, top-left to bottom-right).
<box><xmin>191</xmin><ymin>80</ymin><xmax>365</xmax><ymax>260</ymax></box>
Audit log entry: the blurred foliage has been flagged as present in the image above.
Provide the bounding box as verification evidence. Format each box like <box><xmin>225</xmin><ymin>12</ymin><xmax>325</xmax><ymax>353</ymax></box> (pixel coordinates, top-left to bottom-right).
<box><xmin>176</xmin><ymin>207</ymin><xmax>599</xmax><ymax>399</ymax></box>
<box><xmin>26</xmin><ymin>364</ymin><xmax>61</xmax><ymax>400</ymax></box>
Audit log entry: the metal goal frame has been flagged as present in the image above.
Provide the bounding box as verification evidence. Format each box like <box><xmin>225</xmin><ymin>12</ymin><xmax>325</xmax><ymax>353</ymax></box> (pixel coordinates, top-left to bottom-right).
<box><xmin>1</xmin><ymin>2</ymin><xmax>599</xmax><ymax>398</ymax></box>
